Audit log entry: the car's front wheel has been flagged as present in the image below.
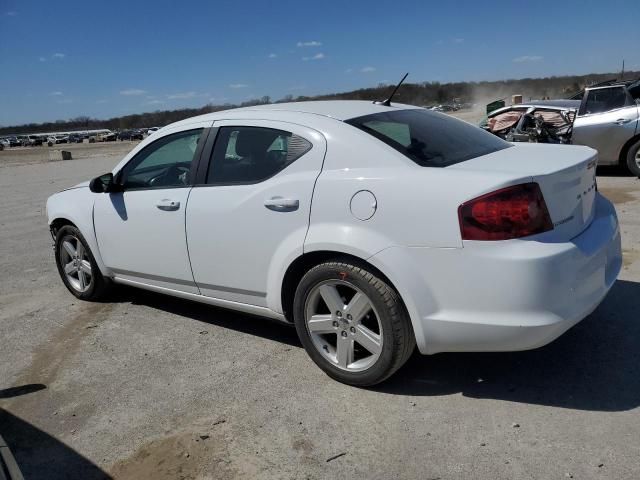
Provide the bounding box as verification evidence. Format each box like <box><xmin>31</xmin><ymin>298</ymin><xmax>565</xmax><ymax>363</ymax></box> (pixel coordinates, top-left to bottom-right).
<box><xmin>625</xmin><ymin>138</ymin><xmax>640</xmax><ymax>177</ymax></box>
<box><xmin>54</xmin><ymin>225</ymin><xmax>112</xmax><ymax>300</ymax></box>
<box><xmin>293</xmin><ymin>260</ymin><xmax>415</xmax><ymax>386</ymax></box>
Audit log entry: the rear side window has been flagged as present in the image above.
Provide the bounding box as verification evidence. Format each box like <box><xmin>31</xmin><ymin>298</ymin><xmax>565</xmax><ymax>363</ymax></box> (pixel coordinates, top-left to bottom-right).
<box><xmin>346</xmin><ymin>109</ymin><xmax>511</xmax><ymax>167</ymax></box>
<box><xmin>206</xmin><ymin>126</ymin><xmax>311</xmax><ymax>184</ymax></box>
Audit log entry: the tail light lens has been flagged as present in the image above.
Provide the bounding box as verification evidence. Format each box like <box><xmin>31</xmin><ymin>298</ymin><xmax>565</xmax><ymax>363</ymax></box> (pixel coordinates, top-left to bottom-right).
<box><xmin>458</xmin><ymin>182</ymin><xmax>553</xmax><ymax>241</ymax></box>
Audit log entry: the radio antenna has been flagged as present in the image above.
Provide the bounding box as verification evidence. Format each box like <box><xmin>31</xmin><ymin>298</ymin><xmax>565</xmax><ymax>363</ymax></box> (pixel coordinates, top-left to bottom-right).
<box><xmin>374</xmin><ymin>72</ymin><xmax>409</xmax><ymax>106</ymax></box>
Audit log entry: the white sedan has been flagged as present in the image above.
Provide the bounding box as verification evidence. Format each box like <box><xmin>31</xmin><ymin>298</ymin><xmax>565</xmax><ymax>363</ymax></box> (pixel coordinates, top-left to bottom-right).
<box><xmin>46</xmin><ymin>101</ymin><xmax>622</xmax><ymax>386</ymax></box>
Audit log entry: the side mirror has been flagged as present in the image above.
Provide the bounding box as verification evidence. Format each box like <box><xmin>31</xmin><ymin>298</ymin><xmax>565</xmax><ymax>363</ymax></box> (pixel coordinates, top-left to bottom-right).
<box><xmin>89</xmin><ymin>172</ymin><xmax>121</xmax><ymax>193</ymax></box>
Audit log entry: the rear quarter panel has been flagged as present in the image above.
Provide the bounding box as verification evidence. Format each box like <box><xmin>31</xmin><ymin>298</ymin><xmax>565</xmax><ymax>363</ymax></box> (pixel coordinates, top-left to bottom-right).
<box><xmin>305</xmin><ymin>127</ymin><xmax>531</xmax><ymax>253</ymax></box>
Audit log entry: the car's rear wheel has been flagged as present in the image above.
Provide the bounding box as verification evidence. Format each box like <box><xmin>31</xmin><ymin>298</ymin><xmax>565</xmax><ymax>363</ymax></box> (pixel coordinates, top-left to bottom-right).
<box><xmin>54</xmin><ymin>225</ymin><xmax>112</xmax><ymax>301</ymax></box>
<box><xmin>625</xmin><ymin>138</ymin><xmax>640</xmax><ymax>177</ymax></box>
<box><xmin>293</xmin><ymin>261</ymin><xmax>415</xmax><ymax>386</ymax></box>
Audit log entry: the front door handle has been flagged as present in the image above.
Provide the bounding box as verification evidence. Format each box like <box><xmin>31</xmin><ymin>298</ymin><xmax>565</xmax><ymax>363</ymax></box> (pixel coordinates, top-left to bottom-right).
<box><xmin>156</xmin><ymin>199</ymin><xmax>180</xmax><ymax>211</ymax></box>
<box><xmin>264</xmin><ymin>196</ymin><xmax>299</xmax><ymax>212</ymax></box>
<box><xmin>614</xmin><ymin>118</ymin><xmax>632</xmax><ymax>125</ymax></box>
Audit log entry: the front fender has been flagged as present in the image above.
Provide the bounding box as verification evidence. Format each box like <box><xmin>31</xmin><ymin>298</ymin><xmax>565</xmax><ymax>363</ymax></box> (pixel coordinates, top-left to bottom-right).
<box><xmin>46</xmin><ymin>187</ymin><xmax>108</xmax><ymax>276</ymax></box>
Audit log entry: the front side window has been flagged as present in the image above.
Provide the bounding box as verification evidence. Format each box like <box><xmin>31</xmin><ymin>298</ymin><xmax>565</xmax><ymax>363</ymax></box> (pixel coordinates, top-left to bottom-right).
<box><xmin>347</xmin><ymin>109</ymin><xmax>511</xmax><ymax>167</ymax></box>
<box><xmin>583</xmin><ymin>87</ymin><xmax>629</xmax><ymax>115</ymax></box>
<box><xmin>206</xmin><ymin>126</ymin><xmax>311</xmax><ymax>184</ymax></box>
<box><xmin>119</xmin><ymin>129</ymin><xmax>203</xmax><ymax>189</ymax></box>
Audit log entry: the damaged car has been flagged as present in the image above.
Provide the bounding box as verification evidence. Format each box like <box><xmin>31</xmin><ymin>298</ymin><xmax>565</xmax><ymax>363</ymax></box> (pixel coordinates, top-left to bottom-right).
<box><xmin>482</xmin><ymin>101</ymin><xmax>578</xmax><ymax>145</ymax></box>
<box><xmin>483</xmin><ymin>79</ymin><xmax>640</xmax><ymax>175</ymax></box>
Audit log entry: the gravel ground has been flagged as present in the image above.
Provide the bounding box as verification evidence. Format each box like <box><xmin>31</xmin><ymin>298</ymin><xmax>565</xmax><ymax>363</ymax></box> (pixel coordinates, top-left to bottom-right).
<box><xmin>0</xmin><ymin>143</ymin><xmax>639</xmax><ymax>480</ymax></box>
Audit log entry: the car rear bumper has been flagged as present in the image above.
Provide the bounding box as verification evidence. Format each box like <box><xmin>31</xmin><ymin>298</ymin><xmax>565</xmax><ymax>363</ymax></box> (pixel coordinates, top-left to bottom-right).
<box><xmin>371</xmin><ymin>193</ymin><xmax>622</xmax><ymax>354</ymax></box>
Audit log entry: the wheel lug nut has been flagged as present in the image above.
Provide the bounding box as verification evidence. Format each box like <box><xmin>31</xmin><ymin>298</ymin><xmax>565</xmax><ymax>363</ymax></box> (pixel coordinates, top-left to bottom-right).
<box><xmin>350</xmin><ymin>326</ymin><xmax>356</xmax><ymax>333</ymax></box>
<box><xmin>336</xmin><ymin>311</ymin><xmax>342</xmax><ymax>317</ymax></box>
<box><xmin>346</xmin><ymin>314</ymin><xmax>352</xmax><ymax>321</ymax></box>
<box><xmin>341</xmin><ymin>331</ymin><xmax>347</xmax><ymax>338</ymax></box>
<box><xmin>332</xmin><ymin>321</ymin><xmax>339</xmax><ymax>327</ymax></box>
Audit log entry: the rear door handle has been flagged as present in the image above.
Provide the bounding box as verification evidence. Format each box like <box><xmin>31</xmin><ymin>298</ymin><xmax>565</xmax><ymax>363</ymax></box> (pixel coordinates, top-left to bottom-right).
<box><xmin>156</xmin><ymin>199</ymin><xmax>180</xmax><ymax>211</ymax></box>
<box><xmin>264</xmin><ymin>196</ymin><xmax>299</xmax><ymax>212</ymax></box>
<box><xmin>614</xmin><ymin>118</ymin><xmax>632</xmax><ymax>125</ymax></box>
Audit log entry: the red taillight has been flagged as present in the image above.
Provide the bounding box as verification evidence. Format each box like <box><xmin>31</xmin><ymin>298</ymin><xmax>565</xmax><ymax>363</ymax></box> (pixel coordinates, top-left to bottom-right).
<box><xmin>458</xmin><ymin>182</ymin><xmax>553</xmax><ymax>241</ymax></box>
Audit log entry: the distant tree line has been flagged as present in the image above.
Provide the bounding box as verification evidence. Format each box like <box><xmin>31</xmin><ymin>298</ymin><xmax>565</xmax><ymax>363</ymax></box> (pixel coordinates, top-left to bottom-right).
<box><xmin>1</xmin><ymin>71</ymin><xmax>637</xmax><ymax>135</ymax></box>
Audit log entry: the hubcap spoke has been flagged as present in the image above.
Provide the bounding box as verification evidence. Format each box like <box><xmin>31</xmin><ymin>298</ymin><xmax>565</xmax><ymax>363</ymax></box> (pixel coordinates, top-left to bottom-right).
<box><xmin>319</xmin><ymin>284</ymin><xmax>344</xmax><ymax>313</ymax></box>
<box><xmin>345</xmin><ymin>292</ymin><xmax>372</xmax><ymax>323</ymax></box>
<box><xmin>76</xmin><ymin>240</ymin><xmax>85</xmax><ymax>259</ymax></box>
<box><xmin>62</xmin><ymin>240</ymin><xmax>76</xmax><ymax>258</ymax></box>
<box><xmin>336</xmin><ymin>336</ymin><xmax>354</xmax><ymax>368</ymax></box>
<box><xmin>308</xmin><ymin>314</ymin><xmax>337</xmax><ymax>334</ymax></box>
<box><xmin>354</xmin><ymin>325</ymin><xmax>382</xmax><ymax>355</ymax></box>
<box><xmin>79</xmin><ymin>260</ymin><xmax>92</xmax><ymax>275</ymax></box>
<box><xmin>64</xmin><ymin>261</ymin><xmax>76</xmax><ymax>274</ymax></box>
<box><xmin>77</xmin><ymin>270</ymin><xmax>86</xmax><ymax>289</ymax></box>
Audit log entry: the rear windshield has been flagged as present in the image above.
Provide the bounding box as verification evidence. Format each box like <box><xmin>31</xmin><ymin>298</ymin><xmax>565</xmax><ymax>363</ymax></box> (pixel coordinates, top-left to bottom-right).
<box><xmin>346</xmin><ymin>109</ymin><xmax>511</xmax><ymax>167</ymax></box>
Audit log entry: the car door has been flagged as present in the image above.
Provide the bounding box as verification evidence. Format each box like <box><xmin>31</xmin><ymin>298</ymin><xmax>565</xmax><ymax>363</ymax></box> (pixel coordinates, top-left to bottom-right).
<box><xmin>94</xmin><ymin>122</ymin><xmax>211</xmax><ymax>293</ymax></box>
<box><xmin>572</xmin><ymin>86</ymin><xmax>639</xmax><ymax>164</ymax></box>
<box><xmin>186</xmin><ymin>120</ymin><xmax>326</xmax><ymax>308</ymax></box>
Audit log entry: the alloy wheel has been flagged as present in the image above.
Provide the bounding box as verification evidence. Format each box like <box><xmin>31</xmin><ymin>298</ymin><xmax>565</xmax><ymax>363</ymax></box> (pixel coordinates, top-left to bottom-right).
<box><xmin>304</xmin><ymin>280</ymin><xmax>383</xmax><ymax>372</ymax></box>
<box><xmin>59</xmin><ymin>235</ymin><xmax>92</xmax><ymax>293</ymax></box>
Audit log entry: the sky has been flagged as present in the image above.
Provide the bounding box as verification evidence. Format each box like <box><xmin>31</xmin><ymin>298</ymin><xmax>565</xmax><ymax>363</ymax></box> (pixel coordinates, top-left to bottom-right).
<box><xmin>0</xmin><ymin>0</ymin><xmax>638</xmax><ymax>126</ymax></box>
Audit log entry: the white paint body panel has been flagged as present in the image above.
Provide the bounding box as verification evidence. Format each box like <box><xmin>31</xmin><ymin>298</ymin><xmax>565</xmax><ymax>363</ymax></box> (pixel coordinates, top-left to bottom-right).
<box><xmin>46</xmin><ymin>101</ymin><xmax>622</xmax><ymax>355</ymax></box>
<box><xmin>186</xmin><ymin>120</ymin><xmax>327</xmax><ymax>307</ymax></box>
<box><xmin>46</xmin><ymin>185</ymin><xmax>108</xmax><ymax>275</ymax></box>
<box><xmin>94</xmin><ymin>187</ymin><xmax>196</xmax><ymax>292</ymax></box>
<box><xmin>93</xmin><ymin>120</ymin><xmax>213</xmax><ymax>292</ymax></box>
<box><xmin>370</xmin><ymin>194</ymin><xmax>621</xmax><ymax>353</ymax></box>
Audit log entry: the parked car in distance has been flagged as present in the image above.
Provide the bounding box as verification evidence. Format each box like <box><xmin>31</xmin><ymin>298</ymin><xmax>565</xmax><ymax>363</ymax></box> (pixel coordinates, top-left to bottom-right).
<box><xmin>97</xmin><ymin>132</ymin><xmax>116</xmax><ymax>142</ymax></box>
<box><xmin>0</xmin><ymin>138</ymin><xmax>9</xmax><ymax>148</ymax></box>
<box><xmin>22</xmin><ymin>135</ymin><xmax>44</xmax><ymax>146</ymax></box>
<box><xmin>47</xmin><ymin>135</ymin><xmax>69</xmax><ymax>145</ymax></box>
<box><xmin>68</xmin><ymin>134</ymin><xmax>84</xmax><ymax>144</ymax></box>
<box><xmin>430</xmin><ymin>104</ymin><xmax>458</xmax><ymax>112</ymax></box>
<box><xmin>484</xmin><ymin>78</ymin><xmax>640</xmax><ymax>175</ymax></box>
<box><xmin>117</xmin><ymin>129</ymin><xmax>144</xmax><ymax>141</ymax></box>
<box><xmin>146</xmin><ymin>127</ymin><xmax>160</xmax><ymax>135</ymax></box>
<box><xmin>46</xmin><ymin>101</ymin><xmax>621</xmax><ymax>386</ymax></box>
<box><xmin>5</xmin><ymin>136</ymin><xmax>21</xmax><ymax>147</ymax></box>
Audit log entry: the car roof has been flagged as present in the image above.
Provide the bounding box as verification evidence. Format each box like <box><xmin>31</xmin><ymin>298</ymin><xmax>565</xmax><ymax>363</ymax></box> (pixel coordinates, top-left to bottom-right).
<box><xmin>522</xmin><ymin>99</ymin><xmax>581</xmax><ymax>109</ymax></box>
<box><xmin>488</xmin><ymin>101</ymin><xmax>580</xmax><ymax>116</ymax></box>
<box><xmin>167</xmin><ymin>100</ymin><xmax>423</xmax><ymax>129</ymax></box>
<box><xmin>588</xmin><ymin>84</ymin><xmax>628</xmax><ymax>91</ymax></box>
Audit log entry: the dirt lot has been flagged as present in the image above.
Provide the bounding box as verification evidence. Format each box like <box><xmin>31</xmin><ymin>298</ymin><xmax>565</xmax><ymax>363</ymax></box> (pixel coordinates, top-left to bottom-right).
<box><xmin>1</xmin><ymin>142</ymin><xmax>639</xmax><ymax>479</ymax></box>
<box><xmin>0</xmin><ymin>141</ymin><xmax>137</xmax><ymax>167</ymax></box>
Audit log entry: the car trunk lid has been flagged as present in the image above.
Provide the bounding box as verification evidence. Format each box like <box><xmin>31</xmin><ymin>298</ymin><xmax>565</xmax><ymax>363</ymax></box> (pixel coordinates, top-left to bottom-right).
<box><xmin>449</xmin><ymin>143</ymin><xmax>598</xmax><ymax>241</ymax></box>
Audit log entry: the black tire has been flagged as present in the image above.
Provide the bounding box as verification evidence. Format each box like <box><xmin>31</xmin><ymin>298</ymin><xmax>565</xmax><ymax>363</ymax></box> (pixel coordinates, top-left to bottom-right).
<box><xmin>54</xmin><ymin>225</ymin><xmax>112</xmax><ymax>301</ymax></box>
<box><xmin>293</xmin><ymin>260</ymin><xmax>415</xmax><ymax>386</ymax></box>
<box><xmin>625</xmin><ymin>138</ymin><xmax>640</xmax><ymax>177</ymax></box>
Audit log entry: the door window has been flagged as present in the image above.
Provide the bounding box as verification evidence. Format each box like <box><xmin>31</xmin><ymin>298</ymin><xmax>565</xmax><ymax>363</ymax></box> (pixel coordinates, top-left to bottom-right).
<box><xmin>206</xmin><ymin>127</ymin><xmax>312</xmax><ymax>184</ymax></box>
<box><xmin>582</xmin><ymin>87</ymin><xmax>629</xmax><ymax>115</ymax></box>
<box><xmin>119</xmin><ymin>129</ymin><xmax>204</xmax><ymax>189</ymax></box>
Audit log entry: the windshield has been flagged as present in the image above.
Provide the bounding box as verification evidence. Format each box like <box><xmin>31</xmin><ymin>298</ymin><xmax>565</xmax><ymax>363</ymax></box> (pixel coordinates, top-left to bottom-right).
<box><xmin>346</xmin><ymin>109</ymin><xmax>511</xmax><ymax>167</ymax></box>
